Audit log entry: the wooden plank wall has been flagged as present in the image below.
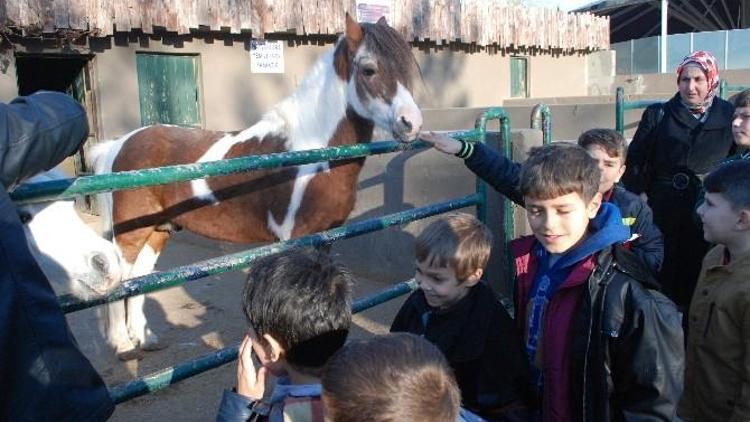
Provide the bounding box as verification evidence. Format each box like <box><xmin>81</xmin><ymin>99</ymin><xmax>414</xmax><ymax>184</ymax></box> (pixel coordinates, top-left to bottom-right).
<box><xmin>1</xmin><ymin>0</ymin><xmax>609</xmax><ymax>51</ymax></box>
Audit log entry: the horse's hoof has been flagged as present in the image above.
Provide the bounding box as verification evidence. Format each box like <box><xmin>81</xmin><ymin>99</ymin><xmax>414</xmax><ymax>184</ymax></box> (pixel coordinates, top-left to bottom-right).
<box><xmin>141</xmin><ymin>337</ymin><xmax>167</xmax><ymax>351</ymax></box>
<box><xmin>116</xmin><ymin>347</ymin><xmax>144</xmax><ymax>361</ymax></box>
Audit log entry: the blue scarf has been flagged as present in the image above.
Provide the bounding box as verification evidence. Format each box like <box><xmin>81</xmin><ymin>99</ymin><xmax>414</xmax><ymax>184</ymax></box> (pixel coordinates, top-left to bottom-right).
<box><xmin>524</xmin><ymin>203</ymin><xmax>630</xmax><ymax>391</ymax></box>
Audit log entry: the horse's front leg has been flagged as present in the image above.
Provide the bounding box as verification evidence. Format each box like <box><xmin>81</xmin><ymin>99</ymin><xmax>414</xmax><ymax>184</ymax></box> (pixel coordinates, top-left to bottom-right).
<box><xmin>126</xmin><ymin>295</ymin><xmax>163</xmax><ymax>351</ymax></box>
<box><xmin>125</xmin><ymin>231</ymin><xmax>169</xmax><ymax>351</ymax></box>
<box><xmin>101</xmin><ymin>301</ymin><xmax>140</xmax><ymax>360</ymax></box>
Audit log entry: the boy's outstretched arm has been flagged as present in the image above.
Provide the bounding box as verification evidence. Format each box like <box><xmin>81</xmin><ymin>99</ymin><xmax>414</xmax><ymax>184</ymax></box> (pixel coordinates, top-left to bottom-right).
<box><xmin>610</xmin><ymin>285</ymin><xmax>684</xmax><ymax>421</ymax></box>
<box><xmin>729</xmin><ymin>310</ymin><xmax>750</xmax><ymax>421</ymax></box>
<box><xmin>421</xmin><ymin>132</ymin><xmax>524</xmax><ymax>205</ymax></box>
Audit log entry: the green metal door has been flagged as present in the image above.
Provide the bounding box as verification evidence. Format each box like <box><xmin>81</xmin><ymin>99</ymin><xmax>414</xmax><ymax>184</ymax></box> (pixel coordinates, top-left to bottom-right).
<box><xmin>136</xmin><ymin>53</ymin><xmax>201</xmax><ymax>127</ymax></box>
<box><xmin>510</xmin><ymin>57</ymin><xmax>528</xmax><ymax>98</ymax></box>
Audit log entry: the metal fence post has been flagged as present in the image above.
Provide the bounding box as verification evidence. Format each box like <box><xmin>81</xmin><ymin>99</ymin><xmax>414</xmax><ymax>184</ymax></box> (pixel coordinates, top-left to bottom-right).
<box><xmin>616</xmin><ymin>87</ymin><xmax>625</xmax><ymax>135</ymax></box>
<box><xmin>530</xmin><ymin>103</ymin><xmax>552</xmax><ymax>145</ymax></box>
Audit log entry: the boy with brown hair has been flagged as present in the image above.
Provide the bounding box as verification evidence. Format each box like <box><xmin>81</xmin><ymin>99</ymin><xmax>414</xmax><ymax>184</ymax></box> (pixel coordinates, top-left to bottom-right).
<box><xmin>509</xmin><ymin>143</ymin><xmax>682</xmax><ymax>420</ymax></box>
<box><xmin>390</xmin><ymin>212</ymin><xmax>533</xmax><ymax>420</ymax></box>
<box><xmin>216</xmin><ymin>247</ymin><xmax>353</xmax><ymax>421</ymax></box>
<box><xmin>421</xmin><ymin>128</ymin><xmax>664</xmax><ymax>276</ymax></box>
<box><xmin>321</xmin><ymin>333</ymin><xmax>464</xmax><ymax>422</ymax></box>
<box><xmin>679</xmin><ymin>160</ymin><xmax>750</xmax><ymax>421</ymax></box>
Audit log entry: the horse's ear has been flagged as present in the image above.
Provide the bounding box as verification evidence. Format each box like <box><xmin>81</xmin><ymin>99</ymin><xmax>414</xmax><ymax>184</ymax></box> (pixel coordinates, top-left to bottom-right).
<box><xmin>376</xmin><ymin>16</ymin><xmax>388</xmax><ymax>26</ymax></box>
<box><xmin>345</xmin><ymin>12</ymin><xmax>364</xmax><ymax>48</ymax></box>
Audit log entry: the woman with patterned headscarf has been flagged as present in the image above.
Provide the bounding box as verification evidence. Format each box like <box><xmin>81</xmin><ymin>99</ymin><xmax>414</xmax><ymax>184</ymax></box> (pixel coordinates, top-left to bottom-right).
<box><xmin>623</xmin><ymin>50</ymin><xmax>737</xmax><ymax>313</ymax></box>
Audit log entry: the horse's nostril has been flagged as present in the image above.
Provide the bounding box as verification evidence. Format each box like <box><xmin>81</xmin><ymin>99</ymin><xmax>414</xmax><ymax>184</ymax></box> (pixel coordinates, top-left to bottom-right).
<box><xmin>91</xmin><ymin>254</ymin><xmax>109</xmax><ymax>274</ymax></box>
<box><xmin>400</xmin><ymin>116</ymin><xmax>412</xmax><ymax>132</ymax></box>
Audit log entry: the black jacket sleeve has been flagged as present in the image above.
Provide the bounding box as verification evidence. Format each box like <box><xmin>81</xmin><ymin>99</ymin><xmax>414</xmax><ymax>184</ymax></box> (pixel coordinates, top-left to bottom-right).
<box><xmin>623</xmin><ymin>104</ymin><xmax>662</xmax><ymax>194</ymax></box>
<box><xmin>464</xmin><ymin>142</ymin><xmax>525</xmax><ymax>205</ymax></box>
<box><xmin>0</xmin><ymin>92</ymin><xmax>113</xmax><ymax>421</ymax></box>
<box><xmin>0</xmin><ymin>91</ymin><xmax>88</xmax><ymax>189</ymax></box>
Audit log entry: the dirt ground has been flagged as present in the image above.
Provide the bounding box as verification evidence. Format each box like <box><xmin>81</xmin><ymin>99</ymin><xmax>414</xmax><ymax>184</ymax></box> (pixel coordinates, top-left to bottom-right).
<box><xmin>65</xmin><ymin>229</ymin><xmax>409</xmax><ymax>421</ymax></box>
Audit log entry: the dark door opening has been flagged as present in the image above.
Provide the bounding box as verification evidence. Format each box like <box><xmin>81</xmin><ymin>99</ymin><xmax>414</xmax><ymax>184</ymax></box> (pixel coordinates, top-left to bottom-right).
<box><xmin>15</xmin><ymin>54</ymin><xmax>100</xmax><ymax>212</ymax></box>
<box><xmin>16</xmin><ymin>55</ymin><xmax>88</xmax><ymax>96</ymax></box>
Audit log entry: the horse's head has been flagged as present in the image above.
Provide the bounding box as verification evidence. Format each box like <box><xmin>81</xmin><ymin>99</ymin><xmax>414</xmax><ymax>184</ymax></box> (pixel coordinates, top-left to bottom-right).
<box><xmin>337</xmin><ymin>13</ymin><xmax>422</xmax><ymax>143</ymax></box>
<box><xmin>20</xmin><ymin>198</ymin><xmax>123</xmax><ymax>300</ymax></box>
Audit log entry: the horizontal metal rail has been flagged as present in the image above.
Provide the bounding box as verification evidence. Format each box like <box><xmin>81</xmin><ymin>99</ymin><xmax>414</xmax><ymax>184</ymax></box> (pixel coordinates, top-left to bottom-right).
<box><xmin>60</xmin><ymin>194</ymin><xmax>480</xmax><ymax>313</ymax></box>
<box><xmin>108</xmin><ymin>278</ymin><xmax>419</xmax><ymax>404</ymax></box>
<box><xmin>719</xmin><ymin>80</ymin><xmax>750</xmax><ymax>99</ymax></box>
<box><xmin>11</xmin><ymin>131</ymin><xmax>482</xmax><ymax>204</ymax></box>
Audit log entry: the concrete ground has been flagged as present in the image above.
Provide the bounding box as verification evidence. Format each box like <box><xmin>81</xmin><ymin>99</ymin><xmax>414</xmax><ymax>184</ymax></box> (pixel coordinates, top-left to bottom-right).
<box><xmin>65</xmin><ymin>229</ymin><xmax>408</xmax><ymax>421</ymax></box>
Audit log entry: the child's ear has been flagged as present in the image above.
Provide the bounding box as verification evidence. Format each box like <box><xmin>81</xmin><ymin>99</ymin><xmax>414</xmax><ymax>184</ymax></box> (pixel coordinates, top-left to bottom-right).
<box><xmin>737</xmin><ymin>209</ymin><xmax>750</xmax><ymax>230</ymax></box>
<box><xmin>464</xmin><ymin>268</ymin><xmax>483</xmax><ymax>286</ymax></box>
<box><xmin>587</xmin><ymin>192</ymin><xmax>603</xmax><ymax>218</ymax></box>
<box><xmin>262</xmin><ymin>333</ymin><xmax>286</xmax><ymax>363</ymax></box>
<box><xmin>615</xmin><ymin>164</ymin><xmax>626</xmax><ymax>182</ymax></box>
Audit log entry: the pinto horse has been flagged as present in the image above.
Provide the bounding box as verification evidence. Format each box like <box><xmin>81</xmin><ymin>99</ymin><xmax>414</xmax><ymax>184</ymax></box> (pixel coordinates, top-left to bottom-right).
<box><xmin>19</xmin><ymin>170</ymin><xmax>123</xmax><ymax>301</ymax></box>
<box><xmin>90</xmin><ymin>14</ymin><xmax>423</xmax><ymax>358</ymax></box>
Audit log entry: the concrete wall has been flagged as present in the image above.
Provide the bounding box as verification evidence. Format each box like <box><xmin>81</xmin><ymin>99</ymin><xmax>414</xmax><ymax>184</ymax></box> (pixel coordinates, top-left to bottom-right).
<box><xmin>0</xmin><ymin>62</ymin><xmax>17</xmax><ymax>99</ymax></box>
<box><xmin>615</xmin><ymin>69</ymin><xmax>750</xmax><ymax>97</ymax></box>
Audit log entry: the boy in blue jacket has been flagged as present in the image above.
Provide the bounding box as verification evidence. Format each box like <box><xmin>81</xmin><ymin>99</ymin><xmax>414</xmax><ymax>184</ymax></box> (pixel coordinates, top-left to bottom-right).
<box><xmin>421</xmin><ymin>128</ymin><xmax>664</xmax><ymax>276</ymax></box>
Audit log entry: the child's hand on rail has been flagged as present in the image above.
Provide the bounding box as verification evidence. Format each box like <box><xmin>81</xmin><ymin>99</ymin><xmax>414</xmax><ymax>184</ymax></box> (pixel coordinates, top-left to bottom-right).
<box><xmin>420</xmin><ymin>131</ymin><xmax>462</xmax><ymax>155</ymax></box>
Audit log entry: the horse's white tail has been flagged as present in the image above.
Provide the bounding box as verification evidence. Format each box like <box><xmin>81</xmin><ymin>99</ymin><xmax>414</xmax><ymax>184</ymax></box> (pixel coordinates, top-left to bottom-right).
<box><xmin>88</xmin><ymin>127</ymin><xmax>149</xmax><ymax>240</ymax></box>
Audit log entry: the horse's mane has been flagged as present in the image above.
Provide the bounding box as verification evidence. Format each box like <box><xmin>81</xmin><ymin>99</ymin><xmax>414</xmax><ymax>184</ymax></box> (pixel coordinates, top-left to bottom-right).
<box><xmin>362</xmin><ymin>22</ymin><xmax>420</xmax><ymax>89</ymax></box>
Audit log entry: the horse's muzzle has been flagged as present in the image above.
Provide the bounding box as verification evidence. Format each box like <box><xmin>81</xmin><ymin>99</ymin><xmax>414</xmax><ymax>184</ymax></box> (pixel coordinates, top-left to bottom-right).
<box><xmin>393</xmin><ymin>108</ymin><xmax>423</xmax><ymax>143</ymax></box>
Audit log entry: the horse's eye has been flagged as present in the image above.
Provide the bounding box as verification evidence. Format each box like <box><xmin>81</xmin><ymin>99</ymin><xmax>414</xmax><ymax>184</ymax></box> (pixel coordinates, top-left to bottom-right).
<box><xmin>362</xmin><ymin>66</ymin><xmax>377</xmax><ymax>77</ymax></box>
<box><xmin>18</xmin><ymin>211</ymin><xmax>32</xmax><ymax>224</ymax></box>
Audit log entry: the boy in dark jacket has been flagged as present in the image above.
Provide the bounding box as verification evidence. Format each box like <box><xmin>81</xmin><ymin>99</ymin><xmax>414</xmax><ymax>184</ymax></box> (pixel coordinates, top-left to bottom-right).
<box><xmin>216</xmin><ymin>247</ymin><xmax>353</xmax><ymax>421</ymax></box>
<box><xmin>390</xmin><ymin>212</ymin><xmax>533</xmax><ymax>420</ymax></box>
<box><xmin>0</xmin><ymin>91</ymin><xmax>114</xmax><ymax>421</ymax></box>
<box><xmin>509</xmin><ymin>143</ymin><xmax>682</xmax><ymax>420</ymax></box>
<box><xmin>421</xmin><ymin>128</ymin><xmax>664</xmax><ymax>276</ymax></box>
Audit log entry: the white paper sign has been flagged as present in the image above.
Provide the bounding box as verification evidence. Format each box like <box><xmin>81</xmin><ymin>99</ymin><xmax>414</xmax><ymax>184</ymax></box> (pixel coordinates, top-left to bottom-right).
<box><xmin>250</xmin><ymin>40</ymin><xmax>284</xmax><ymax>74</ymax></box>
<box><xmin>356</xmin><ymin>0</ymin><xmax>393</xmax><ymax>24</ymax></box>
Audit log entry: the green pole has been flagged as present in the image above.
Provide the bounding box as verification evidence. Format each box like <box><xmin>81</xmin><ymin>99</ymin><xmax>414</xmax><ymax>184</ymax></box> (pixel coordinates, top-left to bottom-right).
<box><xmin>616</xmin><ymin>87</ymin><xmax>624</xmax><ymax>135</ymax></box>
<box><xmin>530</xmin><ymin>103</ymin><xmax>552</xmax><ymax>145</ymax></box>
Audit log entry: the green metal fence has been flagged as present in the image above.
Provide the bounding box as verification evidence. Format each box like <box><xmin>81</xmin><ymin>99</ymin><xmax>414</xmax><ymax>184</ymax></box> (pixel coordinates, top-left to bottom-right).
<box><xmin>719</xmin><ymin>80</ymin><xmax>750</xmax><ymax>100</ymax></box>
<box><xmin>530</xmin><ymin>103</ymin><xmax>552</xmax><ymax>145</ymax></box>
<box><xmin>14</xmin><ymin>107</ymin><xmax>518</xmax><ymax>404</ymax></box>
<box><xmin>616</xmin><ymin>82</ymin><xmax>750</xmax><ymax>135</ymax></box>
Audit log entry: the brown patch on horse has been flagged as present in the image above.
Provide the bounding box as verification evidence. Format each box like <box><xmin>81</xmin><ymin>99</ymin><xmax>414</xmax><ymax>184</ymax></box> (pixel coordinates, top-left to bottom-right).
<box><xmin>290</xmin><ymin>109</ymin><xmax>374</xmax><ymax>238</ymax></box>
<box><xmin>112</xmin><ymin>126</ymin><xmax>295</xmax><ymax>244</ymax></box>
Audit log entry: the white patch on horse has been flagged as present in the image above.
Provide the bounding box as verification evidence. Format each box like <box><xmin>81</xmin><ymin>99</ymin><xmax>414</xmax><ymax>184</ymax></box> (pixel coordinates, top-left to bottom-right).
<box><xmin>265</xmin><ymin>49</ymin><xmax>349</xmax><ymax>239</ymax></box>
<box><xmin>21</xmin><ymin>170</ymin><xmax>123</xmax><ymax>299</ymax></box>
<box><xmin>267</xmin><ymin>163</ymin><xmax>325</xmax><ymax>240</ymax></box>
<box><xmin>190</xmin><ymin>115</ymin><xmax>285</xmax><ymax>203</ymax></box>
<box><xmin>126</xmin><ymin>244</ymin><xmax>161</xmax><ymax>349</ymax></box>
<box><xmin>90</xmin><ymin>126</ymin><xmax>151</xmax><ymax>244</ymax></box>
